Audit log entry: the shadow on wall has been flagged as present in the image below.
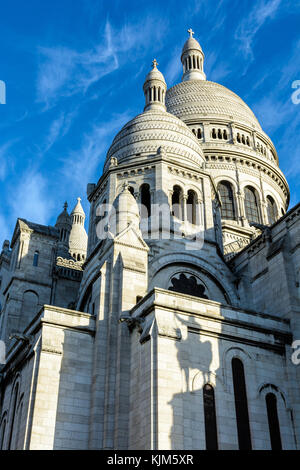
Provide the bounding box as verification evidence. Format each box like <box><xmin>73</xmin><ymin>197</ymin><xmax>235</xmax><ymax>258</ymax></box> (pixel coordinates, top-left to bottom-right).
<box><xmin>166</xmin><ymin>311</ymin><xmax>295</xmax><ymax>450</ymax></box>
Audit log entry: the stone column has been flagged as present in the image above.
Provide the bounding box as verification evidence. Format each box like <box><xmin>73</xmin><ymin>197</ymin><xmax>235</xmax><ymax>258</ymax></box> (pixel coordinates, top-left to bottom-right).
<box><xmin>237</xmin><ymin>192</ymin><xmax>247</xmax><ymax>227</ymax></box>
<box><xmin>230</xmin><ymin>123</ymin><xmax>236</xmax><ymax>144</ymax></box>
<box><xmin>196</xmin><ymin>195</ymin><xmax>204</xmax><ymax>228</ymax></box>
<box><xmin>252</xmin><ymin>131</ymin><xmax>257</xmax><ymax>151</ymax></box>
<box><xmin>203</xmin><ymin>122</ymin><xmax>210</xmax><ymax>143</ymax></box>
<box><xmin>182</xmin><ymin>194</ymin><xmax>188</xmax><ymax>222</ymax></box>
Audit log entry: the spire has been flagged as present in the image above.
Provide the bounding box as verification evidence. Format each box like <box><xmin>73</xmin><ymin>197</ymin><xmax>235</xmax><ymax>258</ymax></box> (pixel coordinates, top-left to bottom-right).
<box><xmin>181</xmin><ymin>28</ymin><xmax>206</xmax><ymax>81</ymax></box>
<box><xmin>143</xmin><ymin>59</ymin><xmax>167</xmax><ymax>112</ymax></box>
<box><xmin>69</xmin><ymin>197</ymin><xmax>88</xmax><ymax>262</ymax></box>
<box><xmin>71</xmin><ymin>197</ymin><xmax>85</xmax><ymax>225</ymax></box>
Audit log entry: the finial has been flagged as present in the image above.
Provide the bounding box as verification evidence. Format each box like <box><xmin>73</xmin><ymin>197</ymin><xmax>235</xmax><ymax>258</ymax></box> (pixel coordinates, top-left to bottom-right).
<box><xmin>187</xmin><ymin>28</ymin><xmax>194</xmax><ymax>38</ymax></box>
<box><xmin>122</xmin><ymin>181</ymin><xmax>129</xmax><ymax>191</ymax></box>
<box><xmin>63</xmin><ymin>202</ymin><xmax>68</xmax><ymax>210</ymax></box>
<box><xmin>152</xmin><ymin>58</ymin><xmax>158</xmax><ymax>69</ymax></box>
<box><xmin>77</xmin><ymin>197</ymin><xmax>81</xmax><ymax>202</ymax></box>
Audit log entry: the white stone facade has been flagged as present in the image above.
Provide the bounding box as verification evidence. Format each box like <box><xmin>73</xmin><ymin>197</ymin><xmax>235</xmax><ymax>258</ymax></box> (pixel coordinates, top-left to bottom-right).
<box><xmin>0</xmin><ymin>30</ymin><xmax>299</xmax><ymax>450</ymax></box>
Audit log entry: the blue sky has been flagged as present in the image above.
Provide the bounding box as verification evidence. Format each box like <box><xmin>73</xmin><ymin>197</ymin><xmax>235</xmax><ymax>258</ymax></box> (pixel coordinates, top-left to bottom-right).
<box><xmin>0</xmin><ymin>0</ymin><xmax>299</xmax><ymax>243</ymax></box>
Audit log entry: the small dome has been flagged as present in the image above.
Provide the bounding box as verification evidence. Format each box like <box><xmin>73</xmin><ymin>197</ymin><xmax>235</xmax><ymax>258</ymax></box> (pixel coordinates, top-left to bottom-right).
<box><xmin>182</xmin><ymin>35</ymin><xmax>203</xmax><ymax>57</ymax></box>
<box><xmin>104</xmin><ymin>109</ymin><xmax>205</xmax><ymax>172</ymax></box>
<box><xmin>112</xmin><ymin>183</ymin><xmax>140</xmax><ymax>235</ymax></box>
<box><xmin>55</xmin><ymin>202</ymin><xmax>71</xmax><ymax>228</ymax></box>
<box><xmin>144</xmin><ymin>60</ymin><xmax>166</xmax><ymax>87</ymax></box>
<box><xmin>143</xmin><ymin>59</ymin><xmax>167</xmax><ymax>112</ymax></box>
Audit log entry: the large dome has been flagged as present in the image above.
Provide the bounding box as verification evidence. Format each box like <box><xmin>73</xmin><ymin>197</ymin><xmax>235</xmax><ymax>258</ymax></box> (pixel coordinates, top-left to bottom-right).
<box><xmin>103</xmin><ymin>109</ymin><xmax>205</xmax><ymax>172</ymax></box>
<box><xmin>166</xmin><ymin>80</ymin><xmax>262</xmax><ymax>131</ymax></box>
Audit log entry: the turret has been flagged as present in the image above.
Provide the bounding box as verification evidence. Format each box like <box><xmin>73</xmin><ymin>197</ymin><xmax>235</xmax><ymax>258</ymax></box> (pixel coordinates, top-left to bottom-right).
<box><xmin>181</xmin><ymin>28</ymin><xmax>206</xmax><ymax>81</ymax></box>
<box><xmin>69</xmin><ymin>198</ymin><xmax>88</xmax><ymax>262</ymax></box>
<box><xmin>143</xmin><ymin>59</ymin><xmax>167</xmax><ymax>112</ymax></box>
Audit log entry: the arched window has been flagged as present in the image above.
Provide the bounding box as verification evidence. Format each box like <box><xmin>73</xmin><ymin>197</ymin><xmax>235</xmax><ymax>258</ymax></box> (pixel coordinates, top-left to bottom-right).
<box><xmin>8</xmin><ymin>382</ymin><xmax>19</xmax><ymax>450</ymax></box>
<box><xmin>197</xmin><ymin>128</ymin><xmax>202</xmax><ymax>139</ymax></box>
<box><xmin>187</xmin><ymin>190</ymin><xmax>197</xmax><ymax>225</ymax></box>
<box><xmin>15</xmin><ymin>398</ymin><xmax>23</xmax><ymax>450</ymax></box>
<box><xmin>231</xmin><ymin>358</ymin><xmax>252</xmax><ymax>450</ymax></box>
<box><xmin>22</xmin><ymin>291</ymin><xmax>38</xmax><ymax>319</ymax></box>
<box><xmin>266</xmin><ymin>393</ymin><xmax>282</xmax><ymax>450</ymax></box>
<box><xmin>218</xmin><ymin>129</ymin><xmax>222</xmax><ymax>139</ymax></box>
<box><xmin>33</xmin><ymin>251</ymin><xmax>39</xmax><ymax>267</ymax></box>
<box><xmin>223</xmin><ymin>130</ymin><xmax>228</xmax><ymax>140</ymax></box>
<box><xmin>237</xmin><ymin>133</ymin><xmax>241</xmax><ymax>143</ymax></box>
<box><xmin>212</xmin><ymin>129</ymin><xmax>217</xmax><ymax>139</ymax></box>
<box><xmin>171</xmin><ymin>185</ymin><xmax>183</xmax><ymax>220</ymax></box>
<box><xmin>0</xmin><ymin>416</ymin><xmax>7</xmax><ymax>449</ymax></box>
<box><xmin>218</xmin><ymin>181</ymin><xmax>235</xmax><ymax>220</ymax></box>
<box><xmin>244</xmin><ymin>186</ymin><xmax>260</xmax><ymax>224</ymax></box>
<box><xmin>169</xmin><ymin>273</ymin><xmax>208</xmax><ymax>299</ymax></box>
<box><xmin>267</xmin><ymin>196</ymin><xmax>277</xmax><ymax>225</ymax></box>
<box><xmin>203</xmin><ymin>384</ymin><xmax>218</xmax><ymax>450</ymax></box>
<box><xmin>140</xmin><ymin>184</ymin><xmax>151</xmax><ymax>219</ymax></box>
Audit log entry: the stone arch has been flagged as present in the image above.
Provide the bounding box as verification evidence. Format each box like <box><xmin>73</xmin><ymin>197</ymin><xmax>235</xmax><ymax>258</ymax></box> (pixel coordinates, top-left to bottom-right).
<box><xmin>217</xmin><ymin>180</ymin><xmax>236</xmax><ymax>221</ymax></box>
<box><xmin>7</xmin><ymin>374</ymin><xmax>21</xmax><ymax>450</ymax></box>
<box><xmin>243</xmin><ymin>185</ymin><xmax>262</xmax><ymax>224</ymax></box>
<box><xmin>0</xmin><ymin>411</ymin><xmax>7</xmax><ymax>449</ymax></box>
<box><xmin>266</xmin><ymin>194</ymin><xmax>278</xmax><ymax>224</ymax></box>
<box><xmin>214</xmin><ymin>175</ymin><xmax>238</xmax><ymax>193</ymax></box>
<box><xmin>257</xmin><ymin>383</ymin><xmax>296</xmax><ymax>449</ymax></box>
<box><xmin>222</xmin><ymin>346</ymin><xmax>253</xmax><ymax>394</ymax></box>
<box><xmin>20</xmin><ymin>291</ymin><xmax>39</xmax><ymax>332</ymax></box>
<box><xmin>191</xmin><ymin>369</ymin><xmax>224</xmax><ymax>393</ymax></box>
<box><xmin>149</xmin><ymin>252</ymin><xmax>238</xmax><ymax>305</ymax></box>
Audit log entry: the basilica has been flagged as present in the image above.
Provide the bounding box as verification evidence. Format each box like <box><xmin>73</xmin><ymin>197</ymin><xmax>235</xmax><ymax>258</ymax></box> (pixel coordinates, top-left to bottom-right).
<box><xmin>0</xmin><ymin>30</ymin><xmax>299</xmax><ymax>450</ymax></box>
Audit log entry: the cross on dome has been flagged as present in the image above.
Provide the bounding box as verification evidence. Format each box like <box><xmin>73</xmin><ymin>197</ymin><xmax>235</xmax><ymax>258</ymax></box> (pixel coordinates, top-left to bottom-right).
<box><xmin>152</xmin><ymin>58</ymin><xmax>158</xmax><ymax>69</ymax></box>
<box><xmin>187</xmin><ymin>28</ymin><xmax>194</xmax><ymax>38</ymax></box>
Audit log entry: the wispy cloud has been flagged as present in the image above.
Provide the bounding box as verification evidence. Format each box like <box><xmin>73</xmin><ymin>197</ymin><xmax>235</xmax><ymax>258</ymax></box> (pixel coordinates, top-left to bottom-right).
<box><xmin>235</xmin><ymin>0</ymin><xmax>282</xmax><ymax>61</ymax></box>
<box><xmin>61</xmin><ymin>111</ymin><xmax>133</xmax><ymax>192</ymax></box>
<box><xmin>43</xmin><ymin>109</ymin><xmax>77</xmax><ymax>153</ymax></box>
<box><xmin>36</xmin><ymin>16</ymin><xmax>167</xmax><ymax>108</ymax></box>
<box><xmin>164</xmin><ymin>46</ymin><xmax>182</xmax><ymax>86</ymax></box>
<box><xmin>10</xmin><ymin>170</ymin><xmax>54</xmax><ymax>225</ymax></box>
<box><xmin>0</xmin><ymin>140</ymin><xmax>18</xmax><ymax>181</ymax></box>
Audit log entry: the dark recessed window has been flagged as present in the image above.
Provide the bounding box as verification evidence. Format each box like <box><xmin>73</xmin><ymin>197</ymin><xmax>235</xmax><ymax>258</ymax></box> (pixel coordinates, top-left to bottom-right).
<box><xmin>266</xmin><ymin>393</ymin><xmax>282</xmax><ymax>450</ymax></box>
<box><xmin>140</xmin><ymin>184</ymin><xmax>151</xmax><ymax>219</ymax></box>
<box><xmin>244</xmin><ymin>186</ymin><xmax>260</xmax><ymax>224</ymax></box>
<box><xmin>33</xmin><ymin>251</ymin><xmax>39</xmax><ymax>267</ymax></box>
<box><xmin>267</xmin><ymin>196</ymin><xmax>277</xmax><ymax>225</ymax></box>
<box><xmin>218</xmin><ymin>181</ymin><xmax>235</xmax><ymax>220</ymax></box>
<box><xmin>232</xmin><ymin>358</ymin><xmax>252</xmax><ymax>450</ymax></box>
<box><xmin>169</xmin><ymin>273</ymin><xmax>208</xmax><ymax>299</ymax></box>
<box><xmin>203</xmin><ymin>384</ymin><xmax>218</xmax><ymax>450</ymax></box>
<box><xmin>187</xmin><ymin>190</ymin><xmax>197</xmax><ymax>225</ymax></box>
